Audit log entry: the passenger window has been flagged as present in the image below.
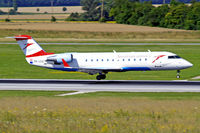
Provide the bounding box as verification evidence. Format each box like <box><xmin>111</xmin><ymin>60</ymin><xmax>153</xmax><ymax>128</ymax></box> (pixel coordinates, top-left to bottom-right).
<box><xmin>134</xmin><ymin>59</ymin><xmax>136</xmax><ymax>61</ymax></box>
<box><xmin>96</xmin><ymin>59</ymin><xmax>98</xmax><ymax>61</ymax></box>
<box><xmin>112</xmin><ymin>59</ymin><xmax>114</xmax><ymax>61</ymax></box>
<box><xmin>107</xmin><ymin>59</ymin><xmax>109</xmax><ymax>61</ymax></box>
<box><xmin>123</xmin><ymin>59</ymin><xmax>125</xmax><ymax>61</ymax></box>
<box><xmin>91</xmin><ymin>59</ymin><xmax>93</xmax><ymax>62</ymax></box>
<box><xmin>102</xmin><ymin>59</ymin><xmax>104</xmax><ymax>61</ymax></box>
<box><xmin>128</xmin><ymin>59</ymin><xmax>130</xmax><ymax>61</ymax></box>
<box><xmin>85</xmin><ymin>59</ymin><xmax>87</xmax><ymax>62</ymax></box>
<box><xmin>139</xmin><ymin>59</ymin><xmax>141</xmax><ymax>61</ymax></box>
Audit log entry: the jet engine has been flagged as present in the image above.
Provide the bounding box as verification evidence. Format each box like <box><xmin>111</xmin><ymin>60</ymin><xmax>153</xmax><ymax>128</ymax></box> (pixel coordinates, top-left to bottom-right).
<box><xmin>46</xmin><ymin>53</ymin><xmax>73</xmax><ymax>65</ymax></box>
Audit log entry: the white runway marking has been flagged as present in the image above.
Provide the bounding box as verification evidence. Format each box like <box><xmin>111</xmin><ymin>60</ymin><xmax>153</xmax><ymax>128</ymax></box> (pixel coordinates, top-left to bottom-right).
<box><xmin>56</xmin><ymin>91</ymin><xmax>96</xmax><ymax>96</ymax></box>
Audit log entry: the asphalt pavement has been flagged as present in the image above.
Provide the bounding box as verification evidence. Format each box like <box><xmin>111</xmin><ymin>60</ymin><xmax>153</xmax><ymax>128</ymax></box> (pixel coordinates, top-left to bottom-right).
<box><xmin>0</xmin><ymin>79</ymin><xmax>200</xmax><ymax>95</ymax></box>
<box><xmin>1</xmin><ymin>43</ymin><xmax>200</xmax><ymax>45</ymax></box>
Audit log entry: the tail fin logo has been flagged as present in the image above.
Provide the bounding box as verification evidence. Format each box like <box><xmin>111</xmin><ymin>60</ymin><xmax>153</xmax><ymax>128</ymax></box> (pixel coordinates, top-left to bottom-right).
<box><xmin>23</xmin><ymin>43</ymin><xmax>33</xmax><ymax>50</ymax></box>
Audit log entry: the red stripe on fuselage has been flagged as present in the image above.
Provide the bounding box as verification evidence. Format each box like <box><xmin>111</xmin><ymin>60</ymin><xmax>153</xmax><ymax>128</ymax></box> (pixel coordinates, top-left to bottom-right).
<box><xmin>152</xmin><ymin>55</ymin><xmax>166</xmax><ymax>63</ymax></box>
<box><xmin>26</xmin><ymin>50</ymin><xmax>54</xmax><ymax>58</ymax></box>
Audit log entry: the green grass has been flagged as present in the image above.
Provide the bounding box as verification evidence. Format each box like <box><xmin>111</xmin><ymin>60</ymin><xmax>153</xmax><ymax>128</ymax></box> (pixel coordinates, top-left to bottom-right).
<box><xmin>0</xmin><ymin>44</ymin><xmax>198</xmax><ymax>80</ymax></box>
<box><xmin>68</xmin><ymin>92</ymin><xmax>200</xmax><ymax>100</ymax></box>
<box><xmin>1</xmin><ymin>91</ymin><xmax>200</xmax><ymax>100</ymax></box>
<box><xmin>1</xmin><ymin>29</ymin><xmax>200</xmax><ymax>43</ymax></box>
<box><xmin>0</xmin><ymin>93</ymin><xmax>200</xmax><ymax>133</ymax></box>
<box><xmin>0</xmin><ymin>90</ymin><xmax>73</xmax><ymax>98</ymax></box>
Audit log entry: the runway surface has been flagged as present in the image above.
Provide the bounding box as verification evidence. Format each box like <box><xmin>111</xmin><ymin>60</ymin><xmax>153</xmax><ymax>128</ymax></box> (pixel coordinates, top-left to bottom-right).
<box><xmin>1</xmin><ymin>43</ymin><xmax>200</xmax><ymax>45</ymax></box>
<box><xmin>1</xmin><ymin>79</ymin><xmax>200</xmax><ymax>95</ymax></box>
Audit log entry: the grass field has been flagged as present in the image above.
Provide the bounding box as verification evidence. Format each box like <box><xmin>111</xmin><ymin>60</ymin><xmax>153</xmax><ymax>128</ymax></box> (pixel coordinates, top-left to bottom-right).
<box><xmin>0</xmin><ymin>22</ymin><xmax>200</xmax><ymax>43</ymax></box>
<box><xmin>0</xmin><ymin>6</ymin><xmax>84</xmax><ymax>14</ymax></box>
<box><xmin>0</xmin><ymin>91</ymin><xmax>200</xmax><ymax>132</ymax></box>
<box><xmin>0</xmin><ymin>14</ymin><xmax>69</xmax><ymax>20</ymax></box>
<box><xmin>0</xmin><ymin>6</ymin><xmax>82</xmax><ymax>22</ymax></box>
<box><xmin>0</xmin><ymin>22</ymin><xmax>184</xmax><ymax>32</ymax></box>
<box><xmin>0</xmin><ymin>44</ymin><xmax>198</xmax><ymax>80</ymax></box>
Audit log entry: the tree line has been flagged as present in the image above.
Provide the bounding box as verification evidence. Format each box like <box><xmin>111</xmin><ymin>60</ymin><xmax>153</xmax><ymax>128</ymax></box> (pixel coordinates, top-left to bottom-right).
<box><xmin>67</xmin><ymin>0</ymin><xmax>200</xmax><ymax>30</ymax></box>
<box><xmin>110</xmin><ymin>0</ymin><xmax>200</xmax><ymax>30</ymax></box>
<box><xmin>66</xmin><ymin>0</ymin><xmax>114</xmax><ymax>21</ymax></box>
<box><xmin>69</xmin><ymin>0</ymin><xmax>200</xmax><ymax>30</ymax></box>
<box><xmin>1</xmin><ymin>0</ymin><xmax>200</xmax><ymax>7</ymax></box>
<box><xmin>0</xmin><ymin>0</ymin><xmax>80</xmax><ymax>7</ymax></box>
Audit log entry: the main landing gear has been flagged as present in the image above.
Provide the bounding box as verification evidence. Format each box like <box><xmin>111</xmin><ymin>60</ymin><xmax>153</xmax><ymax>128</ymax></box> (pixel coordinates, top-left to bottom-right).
<box><xmin>176</xmin><ymin>70</ymin><xmax>180</xmax><ymax>79</ymax></box>
<box><xmin>96</xmin><ymin>74</ymin><xmax>106</xmax><ymax>80</ymax></box>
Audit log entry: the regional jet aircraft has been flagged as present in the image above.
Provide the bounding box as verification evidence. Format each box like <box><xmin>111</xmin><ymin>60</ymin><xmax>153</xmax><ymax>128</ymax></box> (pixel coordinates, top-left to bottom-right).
<box><xmin>10</xmin><ymin>35</ymin><xmax>193</xmax><ymax>80</ymax></box>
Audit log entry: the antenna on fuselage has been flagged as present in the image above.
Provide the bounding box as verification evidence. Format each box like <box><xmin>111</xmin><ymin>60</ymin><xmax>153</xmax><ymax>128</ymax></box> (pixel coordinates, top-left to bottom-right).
<box><xmin>113</xmin><ymin>50</ymin><xmax>116</xmax><ymax>53</ymax></box>
<box><xmin>148</xmin><ymin>50</ymin><xmax>151</xmax><ymax>52</ymax></box>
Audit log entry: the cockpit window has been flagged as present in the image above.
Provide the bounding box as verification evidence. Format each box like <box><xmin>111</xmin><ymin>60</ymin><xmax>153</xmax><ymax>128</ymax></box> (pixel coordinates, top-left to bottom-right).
<box><xmin>168</xmin><ymin>55</ymin><xmax>181</xmax><ymax>59</ymax></box>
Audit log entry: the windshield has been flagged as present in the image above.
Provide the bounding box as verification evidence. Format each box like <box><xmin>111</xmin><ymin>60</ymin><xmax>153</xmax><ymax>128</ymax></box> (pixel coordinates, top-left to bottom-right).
<box><xmin>168</xmin><ymin>55</ymin><xmax>181</xmax><ymax>59</ymax></box>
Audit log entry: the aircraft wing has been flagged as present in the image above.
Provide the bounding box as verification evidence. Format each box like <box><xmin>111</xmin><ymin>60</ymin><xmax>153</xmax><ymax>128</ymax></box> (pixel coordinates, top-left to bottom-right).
<box><xmin>78</xmin><ymin>67</ymin><xmax>122</xmax><ymax>75</ymax></box>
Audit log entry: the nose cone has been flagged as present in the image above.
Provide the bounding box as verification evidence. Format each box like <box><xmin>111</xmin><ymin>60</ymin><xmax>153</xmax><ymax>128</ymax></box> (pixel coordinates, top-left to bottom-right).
<box><xmin>183</xmin><ymin>60</ymin><xmax>193</xmax><ymax>69</ymax></box>
<box><xmin>187</xmin><ymin>62</ymin><xmax>193</xmax><ymax>68</ymax></box>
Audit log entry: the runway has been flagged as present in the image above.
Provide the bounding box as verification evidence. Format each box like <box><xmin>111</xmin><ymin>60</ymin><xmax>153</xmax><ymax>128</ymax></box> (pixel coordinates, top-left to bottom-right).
<box><xmin>1</xmin><ymin>43</ymin><xmax>200</xmax><ymax>45</ymax></box>
<box><xmin>1</xmin><ymin>79</ymin><xmax>200</xmax><ymax>95</ymax></box>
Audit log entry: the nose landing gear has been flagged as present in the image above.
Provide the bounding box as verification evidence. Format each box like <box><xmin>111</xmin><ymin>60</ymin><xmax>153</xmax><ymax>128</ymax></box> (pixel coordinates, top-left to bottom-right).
<box><xmin>96</xmin><ymin>74</ymin><xmax>106</xmax><ymax>80</ymax></box>
<box><xmin>176</xmin><ymin>70</ymin><xmax>180</xmax><ymax>79</ymax></box>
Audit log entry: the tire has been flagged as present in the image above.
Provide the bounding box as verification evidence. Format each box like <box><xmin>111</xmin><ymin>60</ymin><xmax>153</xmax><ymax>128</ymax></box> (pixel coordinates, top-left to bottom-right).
<box><xmin>96</xmin><ymin>75</ymin><xmax>101</xmax><ymax>80</ymax></box>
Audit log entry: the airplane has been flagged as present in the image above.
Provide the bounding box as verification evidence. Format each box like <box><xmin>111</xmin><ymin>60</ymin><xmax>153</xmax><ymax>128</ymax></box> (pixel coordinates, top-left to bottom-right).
<box><xmin>9</xmin><ymin>35</ymin><xmax>193</xmax><ymax>80</ymax></box>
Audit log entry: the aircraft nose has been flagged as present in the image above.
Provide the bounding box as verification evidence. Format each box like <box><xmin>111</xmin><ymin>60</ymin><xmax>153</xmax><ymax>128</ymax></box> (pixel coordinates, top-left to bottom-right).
<box><xmin>187</xmin><ymin>62</ymin><xmax>193</xmax><ymax>68</ymax></box>
<box><xmin>184</xmin><ymin>61</ymin><xmax>193</xmax><ymax>68</ymax></box>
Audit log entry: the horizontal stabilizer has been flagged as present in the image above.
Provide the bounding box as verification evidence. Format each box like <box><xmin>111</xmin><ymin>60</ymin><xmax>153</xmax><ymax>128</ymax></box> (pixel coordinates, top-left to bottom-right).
<box><xmin>6</xmin><ymin>37</ymin><xmax>28</xmax><ymax>39</ymax></box>
<box><xmin>6</xmin><ymin>35</ymin><xmax>32</xmax><ymax>41</ymax></box>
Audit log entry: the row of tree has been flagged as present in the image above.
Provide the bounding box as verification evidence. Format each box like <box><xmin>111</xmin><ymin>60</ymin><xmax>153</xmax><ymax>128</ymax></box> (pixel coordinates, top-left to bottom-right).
<box><xmin>1</xmin><ymin>0</ymin><xmax>200</xmax><ymax>7</ymax></box>
<box><xmin>0</xmin><ymin>0</ymin><xmax>19</xmax><ymax>15</ymax></box>
<box><xmin>66</xmin><ymin>0</ymin><xmax>114</xmax><ymax>21</ymax></box>
<box><xmin>0</xmin><ymin>0</ymin><xmax>80</xmax><ymax>7</ymax></box>
<box><xmin>142</xmin><ymin>0</ymin><xmax>200</xmax><ymax>4</ymax></box>
<box><xmin>67</xmin><ymin>0</ymin><xmax>200</xmax><ymax>30</ymax></box>
<box><xmin>110</xmin><ymin>0</ymin><xmax>200</xmax><ymax>30</ymax></box>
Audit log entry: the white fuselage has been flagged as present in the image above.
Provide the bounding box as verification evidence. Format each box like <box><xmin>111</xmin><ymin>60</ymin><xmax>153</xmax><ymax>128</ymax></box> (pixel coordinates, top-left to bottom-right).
<box><xmin>26</xmin><ymin>51</ymin><xmax>193</xmax><ymax>75</ymax></box>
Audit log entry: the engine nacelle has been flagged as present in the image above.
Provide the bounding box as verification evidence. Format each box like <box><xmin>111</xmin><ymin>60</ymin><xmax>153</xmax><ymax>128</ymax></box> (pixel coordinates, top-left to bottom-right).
<box><xmin>46</xmin><ymin>53</ymin><xmax>73</xmax><ymax>64</ymax></box>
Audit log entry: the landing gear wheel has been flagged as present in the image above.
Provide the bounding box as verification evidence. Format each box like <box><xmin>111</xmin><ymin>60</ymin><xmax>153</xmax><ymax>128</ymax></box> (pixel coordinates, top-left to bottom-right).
<box><xmin>176</xmin><ymin>70</ymin><xmax>180</xmax><ymax>79</ymax></box>
<box><xmin>96</xmin><ymin>75</ymin><xmax>101</xmax><ymax>80</ymax></box>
